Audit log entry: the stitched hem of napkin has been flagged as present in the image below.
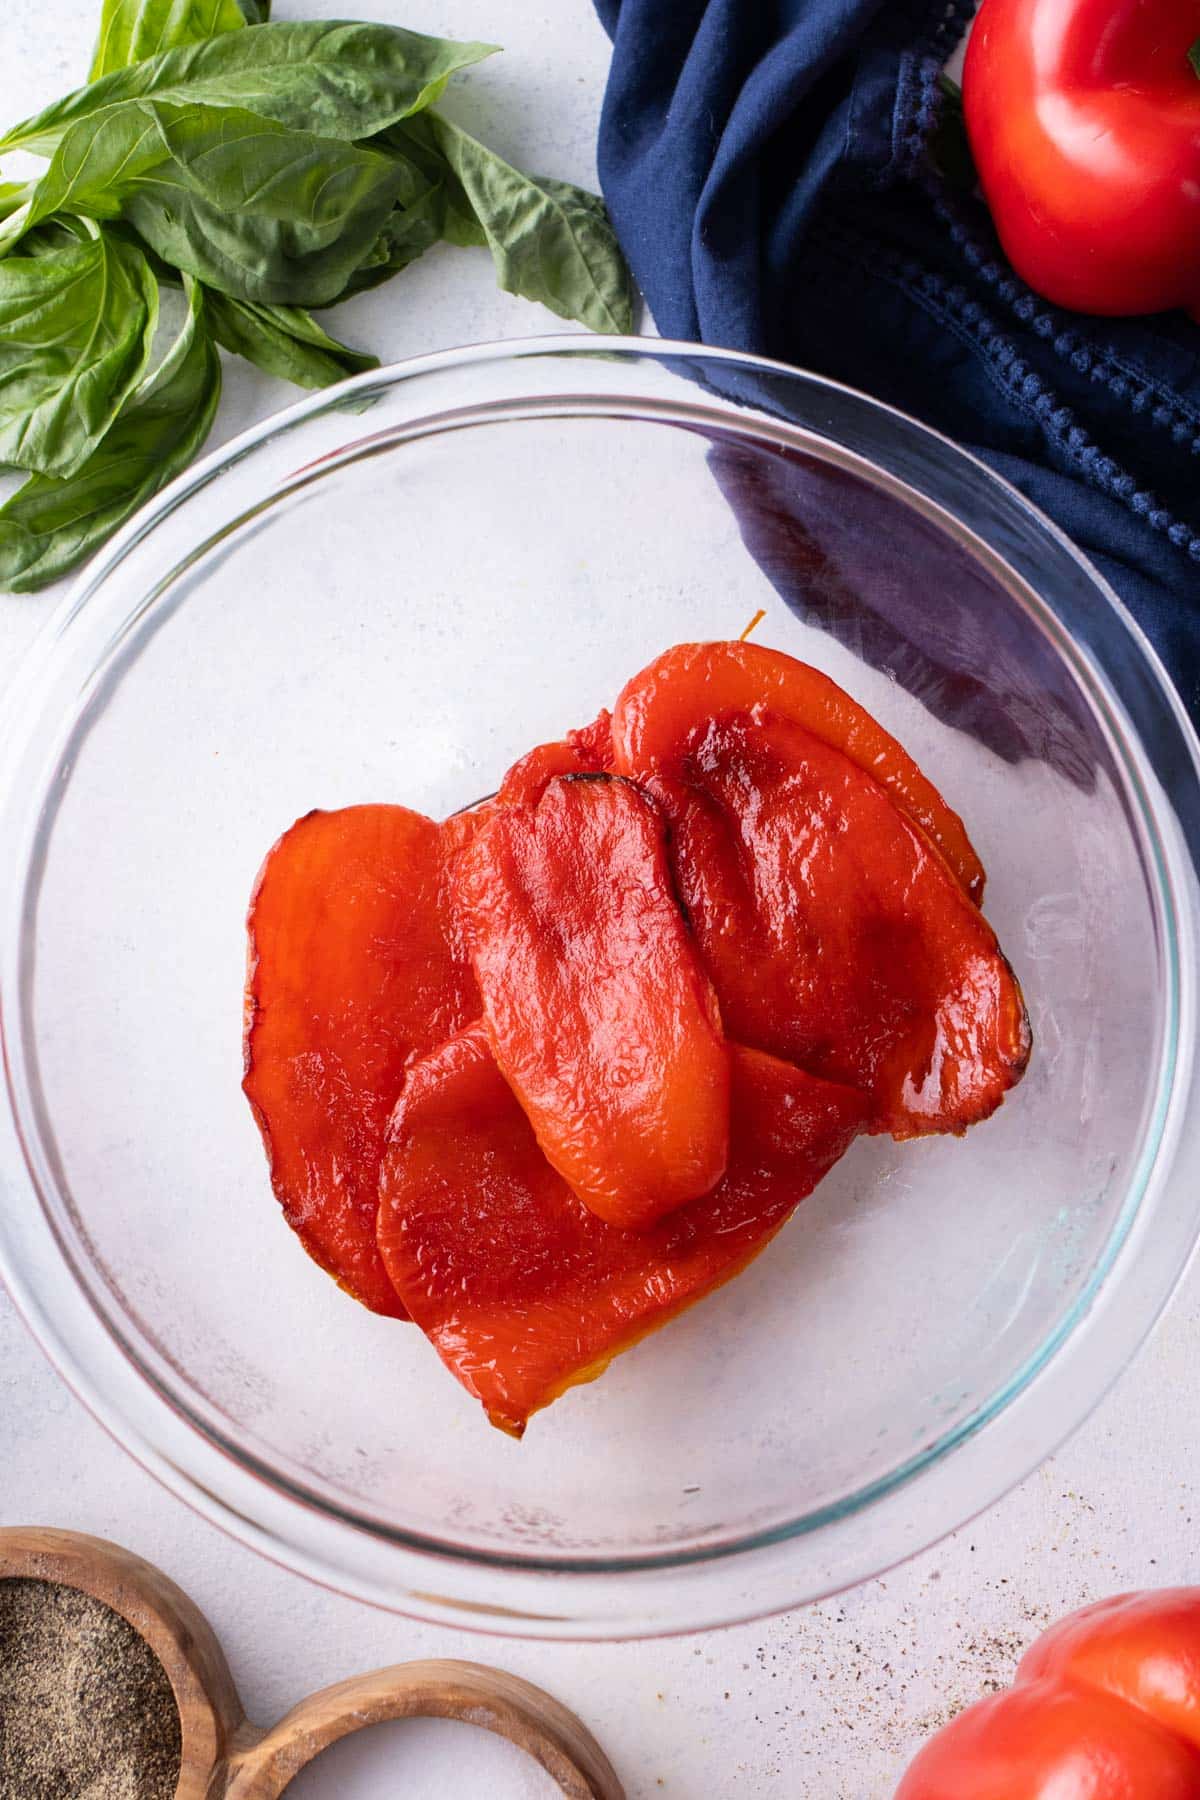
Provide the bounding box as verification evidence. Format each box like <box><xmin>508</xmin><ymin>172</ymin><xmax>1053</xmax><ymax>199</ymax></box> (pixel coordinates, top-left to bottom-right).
<box><xmin>893</xmin><ymin>0</ymin><xmax>974</xmax><ymax>178</ymax></box>
<box><xmin>815</xmin><ymin>219</ymin><xmax>1200</xmax><ymax>566</ymax></box>
<box><xmin>927</xmin><ymin>185</ymin><xmax>1200</xmax><ymax>451</ymax></box>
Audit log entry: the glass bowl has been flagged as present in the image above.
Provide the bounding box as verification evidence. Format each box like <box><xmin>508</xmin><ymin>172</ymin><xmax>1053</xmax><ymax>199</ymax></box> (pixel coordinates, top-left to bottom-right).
<box><xmin>2</xmin><ymin>339</ymin><xmax>1199</xmax><ymax>1641</ymax></box>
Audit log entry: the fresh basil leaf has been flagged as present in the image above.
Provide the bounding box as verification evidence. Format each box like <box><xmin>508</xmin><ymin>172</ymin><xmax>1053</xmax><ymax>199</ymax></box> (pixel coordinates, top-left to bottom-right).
<box><xmin>127</xmin><ymin>105</ymin><xmax>413</xmax><ymax>305</ymax></box>
<box><xmin>0</xmin><ymin>183</ymin><xmax>32</xmax><ymax>222</ymax></box>
<box><xmin>332</xmin><ymin>203</ymin><xmax>443</xmax><ymax>301</ymax></box>
<box><xmin>0</xmin><ymin>224</ymin><xmax>158</xmax><ymax>479</ymax></box>
<box><xmin>11</xmin><ymin>23</ymin><xmax>498</xmax><ymax>156</ymax></box>
<box><xmin>0</xmin><ymin>276</ymin><xmax>220</xmax><ymax>592</ymax></box>
<box><xmin>377</xmin><ymin>117</ymin><xmax>484</xmax><ymax>249</ymax></box>
<box><xmin>10</xmin><ymin>100</ymin><xmax>409</xmax><ymax>306</ymax></box>
<box><xmin>22</xmin><ymin>215</ymin><xmax>99</xmax><ymax>251</ymax></box>
<box><xmin>0</xmin><ymin>105</ymin><xmax>165</xmax><ymax>248</ymax></box>
<box><xmin>100</xmin><ymin>217</ymin><xmax>181</xmax><ymax>284</ymax></box>
<box><xmin>89</xmin><ymin>0</ymin><xmax>250</xmax><ymax>82</ymax></box>
<box><xmin>328</xmin><ymin>166</ymin><xmax>451</xmax><ymax>304</ymax></box>
<box><xmin>1190</xmin><ymin>37</ymin><xmax>1200</xmax><ymax>79</ymax></box>
<box><xmin>206</xmin><ymin>290</ymin><xmax>377</xmax><ymax>387</ymax></box>
<box><xmin>392</xmin><ymin>116</ymin><xmax>634</xmax><ymax>333</ymax></box>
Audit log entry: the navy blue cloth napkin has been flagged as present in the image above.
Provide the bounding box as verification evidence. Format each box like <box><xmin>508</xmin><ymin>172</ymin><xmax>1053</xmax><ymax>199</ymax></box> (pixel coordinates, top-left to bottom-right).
<box><xmin>593</xmin><ymin>0</ymin><xmax>1200</xmax><ymax>723</ymax></box>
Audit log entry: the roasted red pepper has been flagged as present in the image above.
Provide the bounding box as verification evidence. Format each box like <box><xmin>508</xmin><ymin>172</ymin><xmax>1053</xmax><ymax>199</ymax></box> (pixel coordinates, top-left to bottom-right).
<box><xmin>377</xmin><ymin>1025</ymin><xmax>868</xmax><ymax>1434</ymax></box>
<box><xmin>243</xmin><ymin>805</ymin><xmax>479</xmax><ymax>1316</ymax></box>
<box><xmin>897</xmin><ymin>1589</ymin><xmax>1200</xmax><ymax>1797</ymax></box>
<box><xmin>645</xmin><ymin>711</ymin><xmax>1029</xmax><ymax>1137</ymax></box>
<box><xmin>454</xmin><ymin>773</ymin><xmax>730</xmax><ymax>1229</ymax></box>
<box><xmin>497</xmin><ymin>710</ymin><xmax>613</xmax><ymax>805</ymax></box>
<box><xmin>612</xmin><ymin>640</ymin><xmax>985</xmax><ymax>902</ymax></box>
<box><xmin>964</xmin><ymin>0</ymin><xmax>1200</xmax><ymax>317</ymax></box>
<box><xmin>244</xmin><ymin>639</ymin><xmax>1030</xmax><ymax>1415</ymax></box>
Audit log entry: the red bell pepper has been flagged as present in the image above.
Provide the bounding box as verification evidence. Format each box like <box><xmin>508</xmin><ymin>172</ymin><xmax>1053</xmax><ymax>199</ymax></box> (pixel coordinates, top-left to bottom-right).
<box><xmin>377</xmin><ymin>1025</ymin><xmax>867</xmax><ymax>1435</ymax></box>
<box><xmin>963</xmin><ymin>0</ymin><xmax>1200</xmax><ymax>317</ymax></box>
<box><xmin>242</xmin><ymin>805</ymin><xmax>481</xmax><ymax>1317</ymax></box>
<box><xmin>242</xmin><ymin>722</ymin><xmax>616</xmax><ymax>1312</ymax></box>
<box><xmin>644</xmin><ymin>710</ymin><xmax>1030</xmax><ymax>1138</ymax></box>
<box><xmin>497</xmin><ymin>710</ymin><xmax>612</xmax><ymax>805</ymax></box>
<box><xmin>612</xmin><ymin>641</ymin><xmax>985</xmax><ymax>903</ymax></box>
<box><xmin>896</xmin><ymin>1588</ymin><xmax>1200</xmax><ymax>1797</ymax></box>
<box><xmin>454</xmin><ymin>773</ymin><xmax>730</xmax><ymax>1229</ymax></box>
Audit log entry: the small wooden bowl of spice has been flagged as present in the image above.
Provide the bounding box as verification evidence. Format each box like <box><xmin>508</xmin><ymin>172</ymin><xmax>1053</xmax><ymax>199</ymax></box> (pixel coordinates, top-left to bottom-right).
<box><xmin>0</xmin><ymin>1527</ymin><xmax>623</xmax><ymax>1799</ymax></box>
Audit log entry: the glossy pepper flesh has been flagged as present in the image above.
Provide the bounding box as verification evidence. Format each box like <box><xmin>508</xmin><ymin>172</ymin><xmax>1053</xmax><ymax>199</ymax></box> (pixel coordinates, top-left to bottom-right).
<box><xmin>612</xmin><ymin>640</ymin><xmax>985</xmax><ymax>902</ymax></box>
<box><xmin>454</xmin><ymin>773</ymin><xmax>730</xmax><ymax>1229</ymax></box>
<box><xmin>497</xmin><ymin>710</ymin><xmax>613</xmax><ymax>805</ymax></box>
<box><xmin>242</xmin><ymin>805</ymin><xmax>479</xmax><ymax>1317</ymax></box>
<box><xmin>647</xmin><ymin>710</ymin><xmax>1030</xmax><ymax>1137</ymax></box>
<box><xmin>896</xmin><ymin>1588</ymin><xmax>1200</xmax><ymax>1798</ymax></box>
<box><xmin>963</xmin><ymin>0</ymin><xmax>1200</xmax><ymax>318</ymax></box>
<box><xmin>377</xmin><ymin>1025</ymin><xmax>868</xmax><ymax>1435</ymax></box>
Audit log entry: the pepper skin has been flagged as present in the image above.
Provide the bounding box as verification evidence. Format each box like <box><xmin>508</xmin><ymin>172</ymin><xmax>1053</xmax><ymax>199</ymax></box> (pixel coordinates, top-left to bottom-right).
<box><xmin>648</xmin><ymin>711</ymin><xmax>1030</xmax><ymax>1138</ymax></box>
<box><xmin>454</xmin><ymin>773</ymin><xmax>730</xmax><ymax>1229</ymax></box>
<box><xmin>896</xmin><ymin>1589</ymin><xmax>1200</xmax><ymax>1798</ymax></box>
<box><xmin>243</xmin><ymin>805</ymin><xmax>479</xmax><ymax>1315</ymax></box>
<box><xmin>612</xmin><ymin>641</ymin><xmax>985</xmax><ymax>904</ymax></box>
<box><xmin>498</xmin><ymin>710</ymin><xmax>613</xmax><ymax>805</ymax></box>
<box><xmin>376</xmin><ymin>1025</ymin><xmax>868</xmax><ymax>1434</ymax></box>
<box><xmin>963</xmin><ymin>0</ymin><xmax>1200</xmax><ymax>317</ymax></box>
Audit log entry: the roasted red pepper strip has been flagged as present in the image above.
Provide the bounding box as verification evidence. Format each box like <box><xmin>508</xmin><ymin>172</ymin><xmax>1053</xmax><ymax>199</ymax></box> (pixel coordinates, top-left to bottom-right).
<box><xmin>498</xmin><ymin>710</ymin><xmax>613</xmax><ymax>805</ymax></box>
<box><xmin>964</xmin><ymin>0</ymin><xmax>1200</xmax><ymax>319</ymax></box>
<box><xmin>648</xmin><ymin>711</ymin><xmax>1030</xmax><ymax>1138</ymax></box>
<box><xmin>897</xmin><ymin>1590</ymin><xmax>1200</xmax><ymax>1798</ymax></box>
<box><xmin>454</xmin><ymin>773</ymin><xmax>729</xmax><ymax>1229</ymax></box>
<box><xmin>377</xmin><ymin>1025</ymin><xmax>868</xmax><ymax>1434</ymax></box>
<box><xmin>243</xmin><ymin>805</ymin><xmax>479</xmax><ymax>1315</ymax></box>
<box><xmin>612</xmin><ymin>640</ymin><xmax>986</xmax><ymax>904</ymax></box>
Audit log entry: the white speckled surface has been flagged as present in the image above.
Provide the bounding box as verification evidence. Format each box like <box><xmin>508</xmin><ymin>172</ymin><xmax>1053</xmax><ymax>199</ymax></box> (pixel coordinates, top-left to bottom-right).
<box><xmin>1</xmin><ymin>4</ymin><xmax>1198</xmax><ymax>1795</ymax></box>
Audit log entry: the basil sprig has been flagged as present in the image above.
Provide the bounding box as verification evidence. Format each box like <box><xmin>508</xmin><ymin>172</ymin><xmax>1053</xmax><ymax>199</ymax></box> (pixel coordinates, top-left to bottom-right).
<box><xmin>0</xmin><ymin>276</ymin><xmax>220</xmax><ymax>592</ymax></box>
<box><xmin>0</xmin><ymin>7</ymin><xmax>633</xmax><ymax>590</ymax></box>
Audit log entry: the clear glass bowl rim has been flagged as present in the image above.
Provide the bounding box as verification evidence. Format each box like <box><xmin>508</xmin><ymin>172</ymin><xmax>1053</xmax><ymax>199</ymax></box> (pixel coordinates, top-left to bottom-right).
<box><xmin>2</xmin><ymin>335</ymin><xmax>1199</xmax><ymax>1639</ymax></box>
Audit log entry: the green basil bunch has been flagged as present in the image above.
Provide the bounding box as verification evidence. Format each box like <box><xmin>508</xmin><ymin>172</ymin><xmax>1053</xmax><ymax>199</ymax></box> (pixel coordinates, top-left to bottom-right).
<box><xmin>0</xmin><ymin>1</ymin><xmax>635</xmax><ymax>591</ymax></box>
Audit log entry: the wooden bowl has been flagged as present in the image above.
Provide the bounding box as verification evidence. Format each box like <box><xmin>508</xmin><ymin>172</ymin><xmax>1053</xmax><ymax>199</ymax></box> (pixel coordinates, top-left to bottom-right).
<box><xmin>0</xmin><ymin>1527</ymin><xmax>624</xmax><ymax>1798</ymax></box>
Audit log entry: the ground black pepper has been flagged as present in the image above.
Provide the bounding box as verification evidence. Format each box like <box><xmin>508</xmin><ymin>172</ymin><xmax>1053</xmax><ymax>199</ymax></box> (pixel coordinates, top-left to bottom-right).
<box><xmin>0</xmin><ymin>1577</ymin><xmax>181</xmax><ymax>1799</ymax></box>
